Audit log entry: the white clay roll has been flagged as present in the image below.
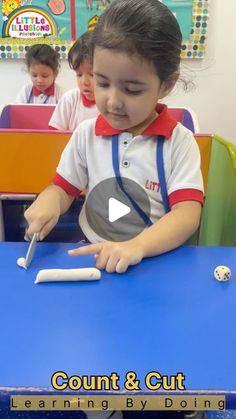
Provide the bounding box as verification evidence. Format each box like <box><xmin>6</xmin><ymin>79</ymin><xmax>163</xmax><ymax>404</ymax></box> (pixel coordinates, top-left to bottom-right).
<box><xmin>35</xmin><ymin>268</ymin><xmax>101</xmax><ymax>284</ymax></box>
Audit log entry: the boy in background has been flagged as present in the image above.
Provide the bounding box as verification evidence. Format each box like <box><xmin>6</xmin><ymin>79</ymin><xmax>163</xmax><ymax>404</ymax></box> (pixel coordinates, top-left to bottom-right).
<box><xmin>49</xmin><ymin>31</ymin><xmax>98</xmax><ymax>131</ymax></box>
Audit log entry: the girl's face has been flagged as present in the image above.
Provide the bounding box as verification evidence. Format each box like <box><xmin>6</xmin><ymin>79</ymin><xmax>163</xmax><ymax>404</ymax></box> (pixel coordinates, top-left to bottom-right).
<box><xmin>93</xmin><ymin>48</ymin><xmax>169</xmax><ymax>135</ymax></box>
<box><xmin>75</xmin><ymin>60</ymin><xmax>95</xmax><ymax>101</ymax></box>
<box><xmin>29</xmin><ymin>63</ymin><xmax>56</xmax><ymax>93</ymax></box>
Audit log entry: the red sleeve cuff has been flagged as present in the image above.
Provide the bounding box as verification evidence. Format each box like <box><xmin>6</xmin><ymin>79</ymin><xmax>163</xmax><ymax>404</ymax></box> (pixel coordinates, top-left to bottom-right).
<box><xmin>169</xmin><ymin>189</ymin><xmax>204</xmax><ymax>207</ymax></box>
<box><xmin>53</xmin><ymin>173</ymin><xmax>82</xmax><ymax>198</ymax></box>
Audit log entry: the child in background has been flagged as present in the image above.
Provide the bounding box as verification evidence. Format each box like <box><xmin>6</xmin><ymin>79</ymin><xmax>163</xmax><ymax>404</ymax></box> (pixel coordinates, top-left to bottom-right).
<box><xmin>16</xmin><ymin>44</ymin><xmax>63</xmax><ymax>104</ymax></box>
<box><xmin>25</xmin><ymin>0</ymin><xmax>203</xmax><ymax>275</ymax></box>
<box><xmin>48</xmin><ymin>31</ymin><xmax>98</xmax><ymax>131</ymax></box>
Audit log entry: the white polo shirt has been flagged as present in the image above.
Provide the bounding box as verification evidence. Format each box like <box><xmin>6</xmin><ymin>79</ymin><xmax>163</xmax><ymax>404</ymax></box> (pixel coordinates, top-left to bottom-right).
<box><xmin>15</xmin><ymin>82</ymin><xmax>63</xmax><ymax>104</ymax></box>
<box><xmin>53</xmin><ymin>104</ymin><xmax>204</xmax><ymax>243</ymax></box>
<box><xmin>48</xmin><ymin>88</ymin><xmax>98</xmax><ymax>131</ymax></box>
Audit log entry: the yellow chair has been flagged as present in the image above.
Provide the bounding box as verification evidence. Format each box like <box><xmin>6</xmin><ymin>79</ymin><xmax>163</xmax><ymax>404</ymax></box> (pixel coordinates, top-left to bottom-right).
<box><xmin>185</xmin><ymin>134</ymin><xmax>212</xmax><ymax>245</ymax></box>
<box><xmin>194</xmin><ymin>134</ymin><xmax>212</xmax><ymax>193</ymax></box>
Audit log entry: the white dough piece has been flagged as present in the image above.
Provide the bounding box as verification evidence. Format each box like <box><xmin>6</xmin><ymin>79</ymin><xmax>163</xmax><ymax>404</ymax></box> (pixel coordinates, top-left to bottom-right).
<box><xmin>17</xmin><ymin>257</ymin><xmax>27</xmax><ymax>270</ymax></box>
<box><xmin>35</xmin><ymin>268</ymin><xmax>101</xmax><ymax>284</ymax></box>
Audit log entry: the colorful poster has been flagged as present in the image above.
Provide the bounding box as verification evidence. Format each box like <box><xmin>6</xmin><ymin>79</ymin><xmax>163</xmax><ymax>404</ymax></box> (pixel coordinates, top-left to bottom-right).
<box><xmin>0</xmin><ymin>0</ymin><xmax>111</xmax><ymax>59</ymax></box>
<box><xmin>0</xmin><ymin>0</ymin><xmax>209</xmax><ymax>59</ymax></box>
<box><xmin>161</xmin><ymin>0</ymin><xmax>210</xmax><ymax>58</ymax></box>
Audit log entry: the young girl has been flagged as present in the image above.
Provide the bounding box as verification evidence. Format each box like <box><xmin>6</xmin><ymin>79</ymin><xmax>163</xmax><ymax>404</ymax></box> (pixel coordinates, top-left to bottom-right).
<box><xmin>15</xmin><ymin>44</ymin><xmax>63</xmax><ymax>104</ymax></box>
<box><xmin>25</xmin><ymin>0</ymin><xmax>203</xmax><ymax>275</ymax></box>
<box><xmin>48</xmin><ymin>31</ymin><xmax>98</xmax><ymax>131</ymax></box>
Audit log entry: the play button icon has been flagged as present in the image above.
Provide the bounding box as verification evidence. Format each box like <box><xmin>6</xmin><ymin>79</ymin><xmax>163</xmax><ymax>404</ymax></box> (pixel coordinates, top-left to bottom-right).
<box><xmin>108</xmin><ymin>197</ymin><xmax>131</xmax><ymax>222</ymax></box>
<box><xmin>85</xmin><ymin>177</ymin><xmax>151</xmax><ymax>241</ymax></box>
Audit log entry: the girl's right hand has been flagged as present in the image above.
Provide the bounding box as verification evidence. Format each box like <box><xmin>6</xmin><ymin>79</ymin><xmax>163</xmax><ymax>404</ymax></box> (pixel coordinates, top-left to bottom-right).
<box><xmin>24</xmin><ymin>193</ymin><xmax>61</xmax><ymax>240</ymax></box>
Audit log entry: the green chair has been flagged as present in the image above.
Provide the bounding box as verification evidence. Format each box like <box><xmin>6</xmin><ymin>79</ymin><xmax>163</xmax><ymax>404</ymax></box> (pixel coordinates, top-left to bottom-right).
<box><xmin>199</xmin><ymin>135</ymin><xmax>236</xmax><ymax>246</ymax></box>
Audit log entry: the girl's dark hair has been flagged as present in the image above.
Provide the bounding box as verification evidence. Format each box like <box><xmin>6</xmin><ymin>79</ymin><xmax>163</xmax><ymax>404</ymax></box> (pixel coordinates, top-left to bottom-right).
<box><xmin>25</xmin><ymin>44</ymin><xmax>60</xmax><ymax>74</ymax></box>
<box><xmin>92</xmin><ymin>0</ymin><xmax>182</xmax><ymax>85</ymax></box>
<box><xmin>68</xmin><ymin>31</ymin><xmax>93</xmax><ymax>71</ymax></box>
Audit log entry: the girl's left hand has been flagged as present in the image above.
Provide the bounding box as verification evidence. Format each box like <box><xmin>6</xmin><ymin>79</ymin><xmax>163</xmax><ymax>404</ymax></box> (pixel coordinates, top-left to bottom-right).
<box><xmin>68</xmin><ymin>240</ymin><xmax>144</xmax><ymax>273</ymax></box>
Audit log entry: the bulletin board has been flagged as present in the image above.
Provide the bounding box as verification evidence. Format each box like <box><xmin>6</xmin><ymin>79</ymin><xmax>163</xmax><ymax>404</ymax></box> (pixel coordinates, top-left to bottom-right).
<box><xmin>0</xmin><ymin>0</ymin><xmax>209</xmax><ymax>60</ymax></box>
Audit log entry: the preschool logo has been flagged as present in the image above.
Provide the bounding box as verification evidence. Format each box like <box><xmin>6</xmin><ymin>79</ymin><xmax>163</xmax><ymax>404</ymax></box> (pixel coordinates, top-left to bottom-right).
<box><xmin>2</xmin><ymin>5</ymin><xmax>57</xmax><ymax>38</ymax></box>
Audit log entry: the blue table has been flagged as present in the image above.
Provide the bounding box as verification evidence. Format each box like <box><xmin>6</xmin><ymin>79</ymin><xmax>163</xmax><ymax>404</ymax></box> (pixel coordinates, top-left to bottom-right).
<box><xmin>0</xmin><ymin>243</ymin><xmax>236</xmax><ymax>412</ymax></box>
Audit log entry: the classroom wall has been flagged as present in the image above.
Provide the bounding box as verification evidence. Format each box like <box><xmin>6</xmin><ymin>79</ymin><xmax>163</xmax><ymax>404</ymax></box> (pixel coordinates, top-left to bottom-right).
<box><xmin>0</xmin><ymin>0</ymin><xmax>236</xmax><ymax>144</ymax></box>
<box><xmin>164</xmin><ymin>0</ymin><xmax>236</xmax><ymax>145</ymax></box>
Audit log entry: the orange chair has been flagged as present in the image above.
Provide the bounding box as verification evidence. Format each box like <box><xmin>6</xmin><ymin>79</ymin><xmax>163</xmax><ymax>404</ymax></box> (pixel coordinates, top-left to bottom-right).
<box><xmin>0</xmin><ymin>130</ymin><xmax>210</xmax><ymax>242</ymax></box>
<box><xmin>0</xmin><ymin>129</ymin><xmax>71</xmax><ymax>241</ymax></box>
<box><xmin>194</xmin><ymin>134</ymin><xmax>212</xmax><ymax>193</ymax></box>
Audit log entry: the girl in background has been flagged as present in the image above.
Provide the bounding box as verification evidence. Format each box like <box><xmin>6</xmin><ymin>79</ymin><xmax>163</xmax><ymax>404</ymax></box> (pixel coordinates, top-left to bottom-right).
<box><xmin>16</xmin><ymin>44</ymin><xmax>63</xmax><ymax>104</ymax></box>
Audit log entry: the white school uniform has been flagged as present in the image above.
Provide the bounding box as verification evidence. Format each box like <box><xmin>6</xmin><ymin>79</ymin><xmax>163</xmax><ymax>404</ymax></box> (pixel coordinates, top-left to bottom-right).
<box><xmin>53</xmin><ymin>104</ymin><xmax>204</xmax><ymax>243</ymax></box>
<box><xmin>15</xmin><ymin>82</ymin><xmax>63</xmax><ymax>104</ymax></box>
<box><xmin>48</xmin><ymin>88</ymin><xmax>98</xmax><ymax>131</ymax></box>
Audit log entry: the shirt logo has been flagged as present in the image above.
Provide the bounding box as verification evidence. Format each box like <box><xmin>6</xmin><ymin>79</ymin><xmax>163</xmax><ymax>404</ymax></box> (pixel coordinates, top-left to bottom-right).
<box><xmin>145</xmin><ymin>179</ymin><xmax>160</xmax><ymax>192</ymax></box>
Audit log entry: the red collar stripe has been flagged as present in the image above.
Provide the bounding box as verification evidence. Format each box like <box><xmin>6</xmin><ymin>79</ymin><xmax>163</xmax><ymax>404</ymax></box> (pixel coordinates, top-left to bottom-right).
<box><xmin>32</xmin><ymin>83</ymin><xmax>55</xmax><ymax>97</ymax></box>
<box><xmin>95</xmin><ymin>104</ymin><xmax>178</xmax><ymax>138</ymax></box>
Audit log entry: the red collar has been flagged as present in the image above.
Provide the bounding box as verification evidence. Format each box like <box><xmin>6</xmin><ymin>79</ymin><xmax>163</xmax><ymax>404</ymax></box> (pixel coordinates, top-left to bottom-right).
<box><xmin>95</xmin><ymin>104</ymin><xmax>178</xmax><ymax>138</ymax></box>
<box><xmin>32</xmin><ymin>83</ymin><xmax>55</xmax><ymax>97</ymax></box>
<box><xmin>81</xmin><ymin>92</ymin><xmax>96</xmax><ymax>107</ymax></box>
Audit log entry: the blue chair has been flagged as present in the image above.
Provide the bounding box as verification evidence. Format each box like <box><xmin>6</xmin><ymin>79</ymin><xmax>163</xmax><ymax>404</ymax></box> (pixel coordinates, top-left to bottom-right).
<box><xmin>168</xmin><ymin>107</ymin><xmax>199</xmax><ymax>133</ymax></box>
